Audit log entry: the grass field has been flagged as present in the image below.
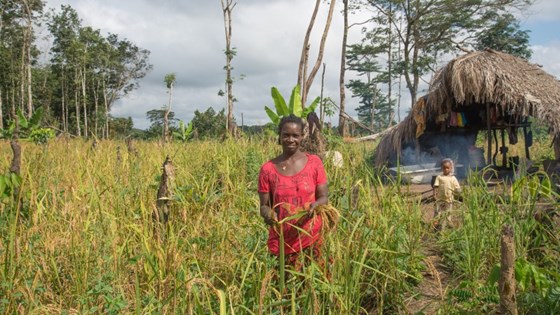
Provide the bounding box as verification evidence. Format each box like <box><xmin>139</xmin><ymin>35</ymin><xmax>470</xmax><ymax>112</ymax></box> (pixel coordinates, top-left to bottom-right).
<box><xmin>0</xmin><ymin>136</ymin><xmax>559</xmax><ymax>314</ymax></box>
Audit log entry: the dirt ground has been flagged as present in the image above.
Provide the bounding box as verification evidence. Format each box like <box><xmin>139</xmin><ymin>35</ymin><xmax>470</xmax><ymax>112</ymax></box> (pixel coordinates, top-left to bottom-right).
<box><xmin>402</xmin><ymin>184</ymin><xmax>454</xmax><ymax>315</ymax></box>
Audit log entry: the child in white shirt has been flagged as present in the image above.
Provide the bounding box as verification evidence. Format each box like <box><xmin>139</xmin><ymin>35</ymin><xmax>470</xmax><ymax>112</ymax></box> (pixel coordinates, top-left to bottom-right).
<box><xmin>433</xmin><ymin>158</ymin><xmax>461</xmax><ymax>229</ymax></box>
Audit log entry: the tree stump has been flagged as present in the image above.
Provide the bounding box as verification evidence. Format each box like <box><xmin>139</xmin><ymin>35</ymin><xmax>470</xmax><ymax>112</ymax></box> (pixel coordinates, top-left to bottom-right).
<box><xmin>499</xmin><ymin>224</ymin><xmax>517</xmax><ymax>315</ymax></box>
<box><xmin>155</xmin><ymin>156</ymin><xmax>175</xmax><ymax>226</ymax></box>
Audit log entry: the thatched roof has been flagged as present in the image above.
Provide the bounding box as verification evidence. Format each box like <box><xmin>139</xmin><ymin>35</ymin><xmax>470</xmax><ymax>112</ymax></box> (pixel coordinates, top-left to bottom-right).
<box><xmin>373</xmin><ymin>49</ymin><xmax>560</xmax><ymax>167</ymax></box>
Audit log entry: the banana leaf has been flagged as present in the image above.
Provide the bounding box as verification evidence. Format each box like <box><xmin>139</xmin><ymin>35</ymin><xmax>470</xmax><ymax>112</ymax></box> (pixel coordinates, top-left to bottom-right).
<box><xmin>265</xmin><ymin>106</ymin><xmax>280</xmax><ymax>125</ymax></box>
<box><xmin>289</xmin><ymin>85</ymin><xmax>303</xmax><ymax>117</ymax></box>
<box><xmin>271</xmin><ymin>87</ymin><xmax>289</xmax><ymax>117</ymax></box>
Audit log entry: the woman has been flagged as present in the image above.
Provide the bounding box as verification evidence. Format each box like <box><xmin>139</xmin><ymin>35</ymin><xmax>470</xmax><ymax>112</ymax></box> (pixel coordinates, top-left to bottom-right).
<box><xmin>258</xmin><ymin>114</ymin><xmax>329</xmax><ymax>269</ymax></box>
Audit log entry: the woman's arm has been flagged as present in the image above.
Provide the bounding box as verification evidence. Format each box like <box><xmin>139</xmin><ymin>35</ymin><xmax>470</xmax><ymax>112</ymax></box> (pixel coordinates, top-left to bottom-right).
<box><xmin>310</xmin><ymin>183</ymin><xmax>328</xmax><ymax>212</ymax></box>
<box><xmin>258</xmin><ymin>191</ymin><xmax>277</xmax><ymax>225</ymax></box>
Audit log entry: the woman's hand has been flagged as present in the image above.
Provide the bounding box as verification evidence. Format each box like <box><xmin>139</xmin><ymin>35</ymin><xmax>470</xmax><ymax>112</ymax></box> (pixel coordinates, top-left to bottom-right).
<box><xmin>260</xmin><ymin>205</ymin><xmax>277</xmax><ymax>225</ymax></box>
<box><xmin>308</xmin><ymin>202</ymin><xmax>319</xmax><ymax>217</ymax></box>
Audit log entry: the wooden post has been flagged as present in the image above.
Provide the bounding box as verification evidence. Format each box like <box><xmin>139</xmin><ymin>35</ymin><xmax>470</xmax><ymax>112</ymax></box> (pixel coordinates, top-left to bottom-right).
<box><xmin>499</xmin><ymin>224</ymin><xmax>517</xmax><ymax>315</ymax></box>
<box><xmin>501</xmin><ymin>129</ymin><xmax>507</xmax><ymax>167</ymax></box>
<box><xmin>553</xmin><ymin>133</ymin><xmax>560</xmax><ymax>160</ymax></box>
<box><xmin>486</xmin><ymin>104</ymin><xmax>492</xmax><ymax>165</ymax></box>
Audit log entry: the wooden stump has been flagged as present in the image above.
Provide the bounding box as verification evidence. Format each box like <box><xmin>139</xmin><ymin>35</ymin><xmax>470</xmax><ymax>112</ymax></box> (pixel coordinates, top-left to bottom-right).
<box><xmin>499</xmin><ymin>224</ymin><xmax>517</xmax><ymax>315</ymax></box>
<box><xmin>155</xmin><ymin>155</ymin><xmax>175</xmax><ymax>225</ymax></box>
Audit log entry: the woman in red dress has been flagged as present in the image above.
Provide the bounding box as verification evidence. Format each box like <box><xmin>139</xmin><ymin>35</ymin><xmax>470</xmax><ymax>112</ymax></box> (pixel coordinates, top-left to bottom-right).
<box><xmin>258</xmin><ymin>114</ymin><xmax>329</xmax><ymax>269</ymax></box>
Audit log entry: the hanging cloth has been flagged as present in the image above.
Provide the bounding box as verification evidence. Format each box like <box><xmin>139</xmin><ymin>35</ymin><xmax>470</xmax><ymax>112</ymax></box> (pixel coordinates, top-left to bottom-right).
<box><xmin>449</xmin><ymin>111</ymin><xmax>458</xmax><ymax>127</ymax></box>
<box><xmin>413</xmin><ymin>96</ymin><xmax>427</xmax><ymax>138</ymax></box>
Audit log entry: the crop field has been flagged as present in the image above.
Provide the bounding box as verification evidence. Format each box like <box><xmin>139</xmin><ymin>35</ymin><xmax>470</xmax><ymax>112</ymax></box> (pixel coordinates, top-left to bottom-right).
<box><xmin>0</xmin><ymin>137</ymin><xmax>559</xmax><ymax>314</ymax></box>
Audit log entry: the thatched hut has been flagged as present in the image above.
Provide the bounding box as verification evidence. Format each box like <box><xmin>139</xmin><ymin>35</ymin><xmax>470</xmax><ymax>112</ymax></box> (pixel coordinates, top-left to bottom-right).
<box><xmin>373</xmin><ymin>49</ymin><xmax>560</xmax><ymax>172</ymax></box>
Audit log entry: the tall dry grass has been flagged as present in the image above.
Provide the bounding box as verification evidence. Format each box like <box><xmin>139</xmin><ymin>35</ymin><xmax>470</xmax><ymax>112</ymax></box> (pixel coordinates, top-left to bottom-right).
<box><xmin>0</xmin><ymin>135</ymin><xmax>558</xmax><ymax>314</ymax></box>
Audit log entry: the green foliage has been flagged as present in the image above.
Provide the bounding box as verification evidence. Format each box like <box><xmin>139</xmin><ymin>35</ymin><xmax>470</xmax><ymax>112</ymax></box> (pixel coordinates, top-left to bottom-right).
<box><xmin>474</xmin><ymin>12</ymin><xmax>532</xmax><ymax>59</ymax></box>
<box><xmin>191</xmin><ymin>107</ymin><xmax>227</xmax><ymax>139</ymax></box>
<box><xmin>321</xmin><ymin>97</ymin><xmax>337</xmax><ymax>121</ymax></box>
<box><xmin>355</xmin><ymin>0</ymin><xmax>533</xmax><ymax>108</ymax></box>
<box><xmin>0</xmin><ymin>108</ymin><xmax>55</xmax><ymax>144</ymax></box>
<box><xmin>173</xmin><ymin>120</ymin><xmax>194</xmax><ymax>142</ymax></box>
<box><xmin>40</xmin><ymin>5</ymin><xmax>152</xmax><ymax>138</ymax></box>
<box><xmin>145</xmin><ymin>108</ymin><xmax>178</xmax><ymax>139</ymax></box>
<box><xmin>164</xmin><ymin>73</ymin><xmax>176</xmax><ymax>89</ymax></box>
<box><xmin>28</xmin><ymin>128</ymin><xmax>55</xmax><ymax>144</ymax></box>
<box><xmin>264</xmin><ymin>85</ymin><xmax>319</xmax><ymax>125</ymax></box>
<box><xmin>0</xmin><ymin>172</ymin><xmax>21</xmax><ymax>202</ymax></box>
<box><xmin>108</xmin><ymin>116</ymin><xmax>134</xmax><ymax>139</ymax></box>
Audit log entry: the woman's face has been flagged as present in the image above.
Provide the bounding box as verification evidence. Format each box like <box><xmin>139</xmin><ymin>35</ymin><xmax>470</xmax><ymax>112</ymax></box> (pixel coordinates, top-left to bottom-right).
<box><xmin>279</xmin><ymin>122</ymin><xmax>303</xmax><ymax>154</ymax></box>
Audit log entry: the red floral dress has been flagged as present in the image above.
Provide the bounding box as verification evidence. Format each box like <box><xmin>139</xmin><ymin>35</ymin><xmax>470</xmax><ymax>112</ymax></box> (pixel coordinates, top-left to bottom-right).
<box><xmin>258</xmin><ymin>154</ymin><xmax>327</xmax><ymax>255</ymax></box>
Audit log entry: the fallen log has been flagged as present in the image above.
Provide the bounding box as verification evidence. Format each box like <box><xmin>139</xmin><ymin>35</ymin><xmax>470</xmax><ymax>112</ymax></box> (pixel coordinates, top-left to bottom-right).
<box><xmin>344</xmin><ymin>124</ymin><xmax>399</xmax><ymax>143</ymax></box>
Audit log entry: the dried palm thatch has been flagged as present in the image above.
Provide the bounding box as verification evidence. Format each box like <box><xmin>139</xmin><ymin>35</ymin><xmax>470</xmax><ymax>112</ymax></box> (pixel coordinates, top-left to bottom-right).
<box><xmin>373</xmin><ymin>50</ymin><xmax>560</xmax><ymax>167</ymax></box>
<box><xmin>429</xmin><ymin>49</ymin><xmax>560</xmax><ymax>131</ymax></box>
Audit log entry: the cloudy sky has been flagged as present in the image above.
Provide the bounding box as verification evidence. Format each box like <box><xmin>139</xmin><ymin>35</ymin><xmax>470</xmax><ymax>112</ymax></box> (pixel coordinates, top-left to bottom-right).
<box><xmin>42</xmin><ymin>0</ymin><xmax>560</xmax><ymax>129</ymax></box>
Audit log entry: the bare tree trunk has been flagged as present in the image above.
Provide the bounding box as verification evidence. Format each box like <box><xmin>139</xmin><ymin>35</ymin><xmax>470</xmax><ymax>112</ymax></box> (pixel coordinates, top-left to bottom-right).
<box><xmin>22</xmin><ymin>0</ymin><xmax>33</xmax><ymax>119</ymax></box>
<box><xmin>102</xmin><ymin>74</ymin><xmax>109</xmax><ymax>139</ymax></box>
<box><xmin>10</xmin><ymin>100</ymin><xmax>21</xmax><ymax>175</ymax></box>
<box><xmin>61</xmin><ymin>67</ymin><xmax>67</xmax><ymax>132</ymax></box>
<box><xmin>163</xmin><ymin>82</ymin><xmax>173</xmax><ymax>143</ymax></box>
<box><xmin>93</xmin><ymin>79</ymin><xmax>99</xmax><ymax>137</ymax></box>
<box><xmin>387</xmin><ymin>2</ymin><xmax>393</xmax><ymax>126</ymax></box>
<box><xmin>553</xmin><ymin>134</ymin><xmax>560</xmax><ymax>160</ymax></box>
<box><xmin>298</xmin><ymin>0</ymin><xmax>320</xmax><ymax>104</ymax></box>
<box><xmin>221</xmin><ymin>0</ymin><xmax>236</xmax><ymax>136</ymax></box>
<box><xmin>371</xmin><ymin>83</ymin><xmax>377</xmax><ymax>130</ymax></box>
<box><xmin>320</xmin><ymin>63</ymin><xmax>326</xmax><ymax>125</ymax></box>
<box><xmin>20</xmin><ymin>45</ymin><xmax>25</xmax><ymax>114</ymax></box>
<box><xmin>302</xmin><ymin>0</ymin><xmax>336</xmax><ymax>106</ymax></box>
<box><xmin>499</xmin><ymin>224</ymin><xmax>517</xmax><ymax>315</ymax></box>
<box><xmin>397</xmin><ymin>17</ymin><xmax>403</xmax><ymax>122</ymax></box>
<box><xmin>0</xmin><ymin>89</ymin><xmax>3</xmax><ymax>130</ymax></box>
<box><xmin>81</xmin><ymin>67</ymin><xmax>88</xmax><ymax>138</ymax></box>
<box><xmin>74</xmin><ymin>78</ymin><xmax>81</xmax><ymax>137</ymax></box>
<box><xmin>26</xmin><ymin>38</ymin><xmax>33</xmax><ymax>119</ymax></box>
<box><xmin>338</xmin><ymin>0</ymin><xmax>348</xmax><ymax>136</ymax></box>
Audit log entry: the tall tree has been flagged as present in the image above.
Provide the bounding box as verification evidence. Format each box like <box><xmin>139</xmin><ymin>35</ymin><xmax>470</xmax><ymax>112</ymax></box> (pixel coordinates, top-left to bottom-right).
<box><xmin>0</xmin><ymin>0</ymin><xmax>43</xmax><ymax>125</ymax></box>
<box><xmin>47</xmin><ymin>5</ymin><xmax>152</xmax><ymax>137</ymax></box>
<box><xmin>146</xmin><ymin>108</ymin><xmax>177</xmax><ymax>139</ymax></box>
<box><xmin>48</xmin><ymin>5</ymin><xmax>83</xmax><ymax>135</ymax></box>
<box><xmin>163</xmin><ymin>73</ymin><xmax>176</xmax><ymax>143</ymax></box>
<box><xmin>361</xmin><ymin>0</ymin><xmax>533</xmax><ymax>108</ymax></box>
<box><xmin>221</xmin><ymin>0</ymin><xmax>236</xmax><ymax>136</ymax></box>
<box><xmin>346</xmin><ymin>41</ymin><xmax>395</xmax><ymax>132</ymax></box>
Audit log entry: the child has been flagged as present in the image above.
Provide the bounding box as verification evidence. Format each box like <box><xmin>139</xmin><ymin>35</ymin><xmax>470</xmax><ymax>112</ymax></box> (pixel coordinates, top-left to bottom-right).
<box><xmin>432</xmin><ymin>158</ymin><xmax>461</xmax><ymax>229</ymax></box>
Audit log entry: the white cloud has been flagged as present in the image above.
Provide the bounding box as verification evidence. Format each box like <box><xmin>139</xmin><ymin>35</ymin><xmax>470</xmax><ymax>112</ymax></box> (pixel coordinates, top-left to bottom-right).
<box><xmin>530</xmin><ymin>42</ymin><xmax>560</xmax><ymax>78</ymax></box>
<box><xmin>525</xmin><ymin>0</ymin><xmax>560</xmax><ymax>22</ymax></box>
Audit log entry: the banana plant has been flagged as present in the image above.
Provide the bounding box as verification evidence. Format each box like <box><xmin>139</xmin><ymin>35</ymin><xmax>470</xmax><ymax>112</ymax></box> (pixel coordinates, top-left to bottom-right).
<box><xmin>173</xmin><ymin>120</ymin><xmax>194</xmax><ymax>142</ymax></box>
<box><xmin>264</xmin><ymin>84</ymin><xmax>320</xmax><ymax>125</ymax></box>
<box><xmin>0</xmin><ymin>107</ymin><xmax>54</xmax><ymax>144</ymax></box>
<box><xmin>0</xmin><ymin>172</ymin><xmax>21</xmax><ymax>202</ymax></box>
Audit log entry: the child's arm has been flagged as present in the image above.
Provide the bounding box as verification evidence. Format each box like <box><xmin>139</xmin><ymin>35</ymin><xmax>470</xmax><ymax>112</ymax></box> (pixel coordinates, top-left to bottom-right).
<box><xmin>453</xmin><ymin>176</ymin><xmax>461</xmax><ymax>196</ymax></box>
<box><xmin>433</xmin><ymin>175</ymin><xmax>440</xmax><ymax>200</ymax></box>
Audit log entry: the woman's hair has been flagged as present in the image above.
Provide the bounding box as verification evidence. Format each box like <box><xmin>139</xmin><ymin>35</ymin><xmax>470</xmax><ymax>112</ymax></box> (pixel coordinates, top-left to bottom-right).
<box><xmin>278</xmin><ymin>114</ymin><xmax>305</xmax><ymax>134</ymax></box>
